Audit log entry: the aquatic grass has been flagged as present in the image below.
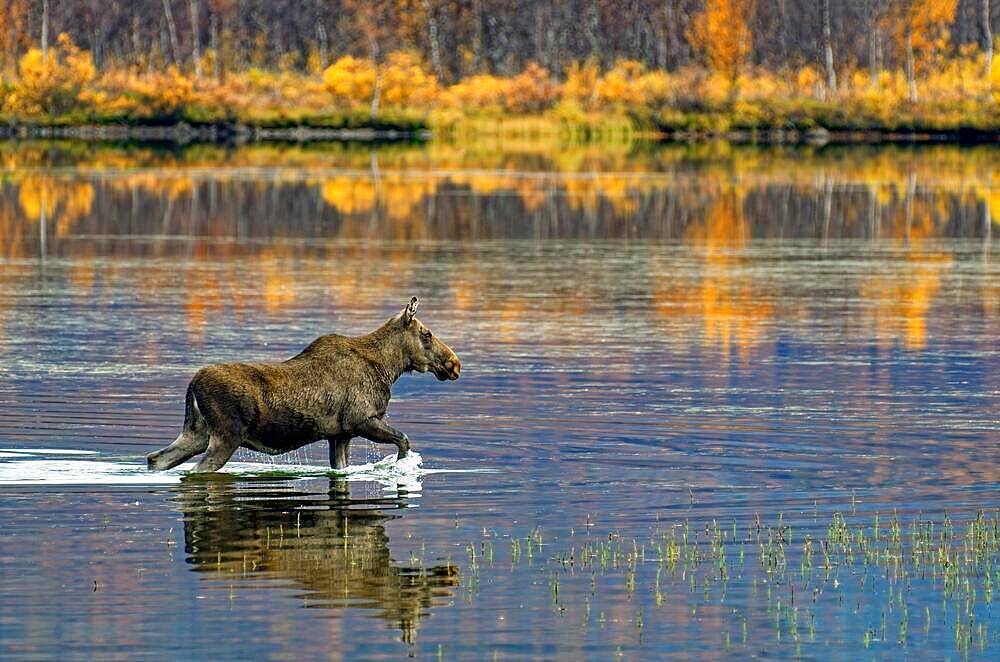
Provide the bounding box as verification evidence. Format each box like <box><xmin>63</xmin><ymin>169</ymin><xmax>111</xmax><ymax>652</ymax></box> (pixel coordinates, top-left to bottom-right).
<box><xmin>472</xmin><ymin>508</ymin><xmax>1000</xmax><ymax>656</ymax></box>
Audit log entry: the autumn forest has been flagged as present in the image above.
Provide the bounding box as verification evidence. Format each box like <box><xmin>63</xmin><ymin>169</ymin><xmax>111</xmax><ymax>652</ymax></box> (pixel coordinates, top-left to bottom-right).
<box><xmin>0</xmin><ymin>0</ymin><xmax>997</xmax><ymax>136</ymax></box>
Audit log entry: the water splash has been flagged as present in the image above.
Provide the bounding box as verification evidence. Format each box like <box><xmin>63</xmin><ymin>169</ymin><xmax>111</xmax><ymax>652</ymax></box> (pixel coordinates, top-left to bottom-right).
<box><xmin>0</xmin><ymin>447</ymin><xmax>487</xmax><ymax>492</ymax></box>
<box><xmin>232</xmin><ymin>441</ymin><xmax>386</xmax><ymax>470</ymax></box>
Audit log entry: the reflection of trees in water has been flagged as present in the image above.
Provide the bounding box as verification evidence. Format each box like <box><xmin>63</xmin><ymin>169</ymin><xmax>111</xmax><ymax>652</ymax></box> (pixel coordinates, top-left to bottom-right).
<box><xmin>0</xmin><ymin>143</ymin><xmax>997</xmax><ymax>257</ymax></box>
<box><xmin>0</xmin><ymin>172</ymin><xmax>992</xmax><ymax>255</ymax></box>
<box><xmin>177</xmin><ymin>478</ymin><xmax>458</xmax><ymax>644</ymax></box>
<box><xmin>0</xmin><ymin>143</ymin><xmax>996</xmax><ymax>353</ymax></box>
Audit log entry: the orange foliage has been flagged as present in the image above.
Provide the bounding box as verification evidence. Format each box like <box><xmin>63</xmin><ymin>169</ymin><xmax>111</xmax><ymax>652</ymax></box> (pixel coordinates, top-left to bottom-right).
<box><xmin>440</xmin><ymin>63</ymin><xmax>559</xmax><ymax>113</ymax></box>
<box><xmin>889</xmin><ymin>0</ymin><xmax>959</xmax><ymax>73</ymax></box>
<box><xmin>0</xmin><ymin>0</ymin><xmax>31</xmax><ymax>74</ymax></box>
<box><xmin>502</xmin><ymin>63</ymin><xmax>560</xmax><ymax>113</ymax></box>
<box><xmin>687</xmin><ymin>0</ymin><xmax>756</xmax><ymax>88</ymax></box>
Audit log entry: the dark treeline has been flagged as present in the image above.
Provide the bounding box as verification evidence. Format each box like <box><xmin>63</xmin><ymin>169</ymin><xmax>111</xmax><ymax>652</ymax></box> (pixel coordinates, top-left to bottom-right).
<box><xmin>0</xmin><ymin>0</ymin><xmax>995</xmax><ymax>80</ymax></box>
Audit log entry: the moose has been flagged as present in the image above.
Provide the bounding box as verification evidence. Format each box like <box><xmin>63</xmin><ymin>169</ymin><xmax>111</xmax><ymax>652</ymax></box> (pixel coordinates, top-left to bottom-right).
<box><xmin>146</xmin><ymin>297</ymin><xmax>461</xmax><ymax>473</ymax></box>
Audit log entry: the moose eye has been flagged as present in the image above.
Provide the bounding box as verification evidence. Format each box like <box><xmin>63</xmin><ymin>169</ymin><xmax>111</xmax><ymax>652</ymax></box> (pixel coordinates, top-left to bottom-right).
<box><xmin>421</xmin><ymin>330</ymin><xmax>432</xmax><ymax>340</ymax></box>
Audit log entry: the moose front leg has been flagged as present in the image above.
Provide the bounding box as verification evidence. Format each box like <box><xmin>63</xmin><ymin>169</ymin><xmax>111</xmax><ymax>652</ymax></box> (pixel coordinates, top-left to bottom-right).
<box><xmin>328</xmin><ymin>435</ymin><xmax>352</xmax><ymax>471</ymax></box>
<box><xmin>355</xmin><ymin>417</ymin><xmax>410</xmax><ymax>460</ymax></box>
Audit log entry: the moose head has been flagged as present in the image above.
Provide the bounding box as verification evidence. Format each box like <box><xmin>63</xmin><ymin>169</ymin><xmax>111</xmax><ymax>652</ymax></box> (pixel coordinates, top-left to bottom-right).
<box><xmin>398</xmin><ymin>297</ymin><xmax>461</xmax><ymax>381</ymax></box>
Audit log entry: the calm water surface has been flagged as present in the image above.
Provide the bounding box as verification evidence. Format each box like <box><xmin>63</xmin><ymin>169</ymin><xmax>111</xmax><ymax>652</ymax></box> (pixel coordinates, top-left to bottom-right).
<box><xmin>0</xmin><ymin>141</ymin><xmax>998</xmax><ymax>660</ymax></box>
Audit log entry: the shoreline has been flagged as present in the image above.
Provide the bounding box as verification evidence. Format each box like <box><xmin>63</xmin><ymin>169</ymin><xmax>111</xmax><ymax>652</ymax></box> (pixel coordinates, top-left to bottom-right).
<box><xmin>659</xmin><ymin>127</ymin><xmax>1000</xmax><ymax>145</ymax></box>
<box><xmin>1</xmin><ymin>121</ymin><xmax>998</xmax><ymax>145</ymax></box>
<box><xmin>0</xmin><ymin>122</ymin><xmax>431</xmax><ymax>143</ymax></box>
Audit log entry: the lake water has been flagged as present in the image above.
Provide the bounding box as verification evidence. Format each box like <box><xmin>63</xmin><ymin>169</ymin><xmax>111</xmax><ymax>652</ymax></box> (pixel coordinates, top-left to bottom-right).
<box><xmin>0</xmin><ymin>140</ymin><xmax>998</xmax><ymax>659</ymax></box>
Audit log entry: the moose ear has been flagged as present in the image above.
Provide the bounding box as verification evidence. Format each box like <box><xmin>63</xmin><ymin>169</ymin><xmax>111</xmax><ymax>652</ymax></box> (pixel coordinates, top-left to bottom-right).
<box><xmin>400</xmin><ymin>296</ymin><xmax>419</xmax><ymax>326</ymax></box>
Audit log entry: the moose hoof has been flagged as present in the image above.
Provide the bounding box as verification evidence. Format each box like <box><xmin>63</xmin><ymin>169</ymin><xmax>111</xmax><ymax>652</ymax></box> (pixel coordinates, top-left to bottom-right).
<box><xmin>397</xmin><ymin>435</ymin><xmax>410</xmax><ymax>460</ymax></box>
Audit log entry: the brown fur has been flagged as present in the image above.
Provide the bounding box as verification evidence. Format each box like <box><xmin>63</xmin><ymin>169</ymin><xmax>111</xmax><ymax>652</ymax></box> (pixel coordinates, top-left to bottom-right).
<box><xmin>146</xmin><ymin>297</ymin><xmax>460</xmax><ymax>473</ymax></box>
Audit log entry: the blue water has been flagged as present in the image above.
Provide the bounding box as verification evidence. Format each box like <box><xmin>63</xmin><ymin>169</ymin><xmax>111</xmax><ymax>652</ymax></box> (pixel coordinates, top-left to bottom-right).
<box><xmin>0</xmin><ymin>142</ymin><xmax>999</xmax><ymax>659</ymax></box>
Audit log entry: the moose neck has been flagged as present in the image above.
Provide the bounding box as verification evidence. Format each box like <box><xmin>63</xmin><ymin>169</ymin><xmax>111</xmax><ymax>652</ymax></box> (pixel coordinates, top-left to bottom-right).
<box><xmin>358</xmin><ymin>320</ymin><xmax>411</xmax><ymax>386</ymax></box>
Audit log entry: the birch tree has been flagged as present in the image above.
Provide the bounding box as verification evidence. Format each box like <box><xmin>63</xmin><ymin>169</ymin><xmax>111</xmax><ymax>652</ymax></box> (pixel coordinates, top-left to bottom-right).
<box><xmin>821</xmin><ymin>0</ymin><xmax>836</xmax><ymax>94</ymax></box>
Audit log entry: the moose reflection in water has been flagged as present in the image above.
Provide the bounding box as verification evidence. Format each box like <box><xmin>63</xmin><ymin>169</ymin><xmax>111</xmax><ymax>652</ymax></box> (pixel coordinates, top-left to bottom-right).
<box><xmin>176</xmin><ymin>477</ymin><xmax>459</xmax><ymax>643</ymax></box>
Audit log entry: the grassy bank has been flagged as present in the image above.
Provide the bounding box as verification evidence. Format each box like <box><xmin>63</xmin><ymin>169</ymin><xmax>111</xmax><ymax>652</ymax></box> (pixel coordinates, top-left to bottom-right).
<box><xmin>1</xmin><ymin>34</ymin><xmax>998</xmax><ymax>143</ymax></box>
<box><xmin>6</xmin><ymin>109</ymin><xmax>998</xmax><ymax>146</ymax></box>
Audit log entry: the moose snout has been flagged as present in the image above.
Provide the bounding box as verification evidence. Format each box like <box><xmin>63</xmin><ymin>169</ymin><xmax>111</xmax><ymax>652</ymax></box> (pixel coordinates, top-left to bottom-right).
<box><xmin>444</xmin><ymin>356</ymin><xmax>461</xmax><ymax>380</ymax></box>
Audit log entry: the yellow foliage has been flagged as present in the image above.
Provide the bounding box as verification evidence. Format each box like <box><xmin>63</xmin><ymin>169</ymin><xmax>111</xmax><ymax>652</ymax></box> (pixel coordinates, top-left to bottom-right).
<box><xmin>796</xmin><ymin>66</ymin><xmax>820</xmax><ymax>96</ymax></box>
<box><xmin>115</xmin><ymin>67</ymin><xmax>203</xmax><ymax>117</ymax></box>
<box><xmin>594</xmin><ymin>60</ymin><xmax>672</xmax><ymax>109</ymax></box>
<box><xmin>563</xmin><ymin>60</ymin><xmax>600</xmax><ymax>105</ymax></box>
<box><xmin>850</xmin><ymin>70</ymin><xmax>871</xmax><ymax>91</ymax></box>
<box><xmin>5</xmin><ymin>33</ymin><xmax>95</xmax><ymax>115</ymax></box>
<box><xmin>322</xmin><ymin>55</ymin><xmax>376</xmax><ymax>106</ymax></box>
<box><xmin>306</xmin><ymin>50</ymin><xmax>328</xmax><ymax>76</ymax></box>
<box><xmin>380</xmin><ymin>52</ymin><xmax>438</xmax><ymax>108</ymax></box>
<box><xmin>0</xmin><ymin>28</ymin><xmax>997</xmax><ymax>136</ymax></box>
<box><xmin>443</xmin><ymin>74</ymin><xmax>508</xmax><ymax>109</ymax></box>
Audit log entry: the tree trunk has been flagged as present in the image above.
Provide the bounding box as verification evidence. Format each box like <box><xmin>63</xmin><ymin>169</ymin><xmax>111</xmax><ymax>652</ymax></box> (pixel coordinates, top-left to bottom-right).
<box><xmin>315</xmin><ymin>21</ymin><xmax>328</xmax><ymax>70</ymax></box>
<box><xmin>868</xmin><ymin>0</ymin><xmax>880</xmax><ymax>85</ymax></box>
<box><xmin>210</xmin><ymin>9</ymin><xmax>220</xmax><ymax>80</ymax></box>
<box><xmin>984</xmin><ymin>0</ymin><xmax>994</xmax><ymax>86</ymax></box>
<box><xmin>162</xmin><ymin>0</ymin><xmax>181</xmax><ymax>66</ymax></box>
<box><xmin>905</xmin><ymin>30</ymin><xmax>917</xmax><ymax>102</ymax></box>
<box><xmin>654</xmin><ymin>22</ymin><xmax>667</xmax><ymax>70</ymax></box>
<box><xmin>779</xmin><ymin>0</ymin><xmax>788</xmax><ymax>62</ymax></box>
<box><xmin>132</xmin><ymin>13</ymin><xmax>142</xmax><ymax>67</ymax></box>
<box><xmin>92</xmin><ymin>28</ymin><xmax>104</xmax><ymax>67</ymax></box>
<box><xmin>472</xmin><ymin>0</ymin><xmax>483</xmax><ymax>74</ymax></box>
<box><xmin>822</xmin><ymin>0</ymin><xmax>836</xmax><ymax>94</ymax></box>
<box><xmin>586</xmin><ymin>0</ymin><xmax>600</xmax><ymax>63</ymax></box>
<box><xmin>532</xmin><ymin>3</ymin><xmax>544</xmax><ymax>67</ymax></box>
<box><xmin>41</xmin><ymin>0</ymin><xmax>48</xmax><ymax>55</ymax></box>
<box><xmin>422</xmin><ymin>0</ymin><xmax>445</xmax><ymax>81</ymax></box>
<box><xmin>664</xmin><ymin>0</ymin><xmax>678</xmax><ymax>68</ymax></box>
<box><xmin>369</xmin><ymin>37</ymin><xmax>382</xmax><ymax>119</ymax></box>
<box><xmin>189</xmin><ymin>0</ymin><xmax>201</xmax><ymax>79</ymax></box>
<box><xmin>160</xmin><ymin>22</ymin><xmax>169</xmax><ymax>70</ymax></box>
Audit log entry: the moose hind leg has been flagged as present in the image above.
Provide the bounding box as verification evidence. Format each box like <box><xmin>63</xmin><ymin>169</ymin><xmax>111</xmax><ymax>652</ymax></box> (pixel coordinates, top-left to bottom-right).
<box><xmin>328</xmin><ymin>436</ymin><xmax>351</xmax><ymax>471</ymax></box>
<box><xmin>147</xmin><ymin>432</ymin><xmax>209</xmax><ymax>471</ymax></box>
<box><xmin>190</xmin><ymin>434</ymin><xmax>241</xmax><ymax>473</ymax></box>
